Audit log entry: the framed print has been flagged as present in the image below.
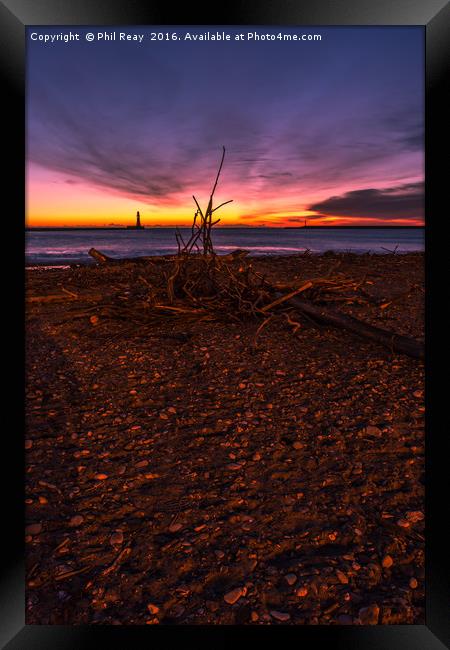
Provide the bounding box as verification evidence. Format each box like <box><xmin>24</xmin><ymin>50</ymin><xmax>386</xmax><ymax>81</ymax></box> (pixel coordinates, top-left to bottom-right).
<box><xmin>1</xmin><ymin>0</ymin><xmax>449</xmax><ymax>648</ymax></box>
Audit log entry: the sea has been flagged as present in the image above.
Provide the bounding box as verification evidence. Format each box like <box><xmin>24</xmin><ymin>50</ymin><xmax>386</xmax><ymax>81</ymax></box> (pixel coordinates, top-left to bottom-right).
<box><xmin>25</xmin><ymin>227</ymin><xmax>424</xmax><ymax>267</ymax></box>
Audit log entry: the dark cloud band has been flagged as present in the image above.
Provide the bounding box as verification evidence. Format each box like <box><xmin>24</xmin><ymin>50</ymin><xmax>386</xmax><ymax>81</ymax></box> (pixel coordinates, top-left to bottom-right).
<box><xmin>308</xmin><ymin>183</ymin><xmax>424</xmax><ymax>220</ymax></box>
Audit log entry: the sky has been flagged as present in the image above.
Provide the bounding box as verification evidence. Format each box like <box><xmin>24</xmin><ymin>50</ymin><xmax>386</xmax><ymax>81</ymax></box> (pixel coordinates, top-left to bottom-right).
<box><xmin>26</xmin><ymin>26</ymin><xmax>424</xmax><ymax>227</ymax></box>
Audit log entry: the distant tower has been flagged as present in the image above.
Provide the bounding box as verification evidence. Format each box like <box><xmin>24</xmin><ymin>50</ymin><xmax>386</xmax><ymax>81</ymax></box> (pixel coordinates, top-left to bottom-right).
<box><xmin>127</xmin><ymin>210</ymin><xmax>144</xmax><ymax>229</ymax></box>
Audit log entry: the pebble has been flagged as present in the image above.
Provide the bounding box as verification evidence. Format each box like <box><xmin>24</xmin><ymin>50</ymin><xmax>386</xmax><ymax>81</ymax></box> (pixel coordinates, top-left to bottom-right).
<box><xmin>365</xmin><ymin>425</ymin><xmax>382</xmax><ymax>437</ymax></box>
<box><xmin>25</xmin><ymin>523</ymin><xmax>42</xmax><ymax>536</ymax></box>
<box><xmin>270</xmin><ymin>610</ymin><xmax>290</xmax><ymax>622</ymax></box>
<box><xmin>382</xmin><ymin>555</ymin><xmax>394</xmax><ymax>568</ymax></box>
<box><xmin>136</xmin><ymin>460</ymin><xmax>149</xmax><ymax>468</ymax></box>
<box><xmin>228</xmin><ymin>463</ymin><xmax>243</xmax><ymax>471</ymax></box>
<box><xmin>94</xmin><ymin>473</ymin><xmax>108</xmax><ymax>481</ymax></box>
<box><xmin>251</xmin><ymin>611</ymin><xmax>259</xmax><ymax>622</ymax></box>
<box><xmin>146</xmin><ymin>617</ymin><xmax>159</xmax><ymax>625</ymax></box>
<box><xmin>224</xmin><ymin>587</ymin><xmax>245</xmax><ymax>604</ymax></box>
<box><xmin>147</xmin><ymin>603</ymin><xmax>159</xmax><ymax>614</ymax></box>
<box><xmin>336</xmin><ymin>570</ymin><xmax>348</xmax><ymax>584</ymax></box>
<box><xmin>397</xmin><ymin>519</ymin><xmax>410</xmax><ymax>528</ymax></box>
<box><xmin>25</xmin><ymin>440</ymin><xmax>33</xmax><ymax>450</ymax></box>
<box><xmin>169</xmin><ymin>522</ymin><xmax>183</xmax><ymax>533</ymax></box>
<box><xmin>406</xmin><ymin>511</ymin><xmax>424</xmax><ymax>523</ymax></box>
<box><xmin>358</xmin><ymin>604</ymin><xmax>380</xmax><ymax>625</ymax></box>
<box><xmin>296</xmin><ymin>586</ymin><xmax>308</xmax><ymax>597</ymax></box>
<box><xmin>285</xmin><ymin>573</ymin><xmax>297</xmax><ymax>586</ymax></box>
<box><xmin>69</xmin><ymin>515</ymin><xmax>84</xmax><ymax>527</ymax></box>
<box><xmin>110</xmin><ymin>531</ymin><xmax>124</xmax><ymax>546</ymax></box>
<box><xmin>409</xmin><ymin>577</ymin><xmax>418</xmax><ymax>589</ymax></box>
<box><xmin>293</xmin><ymin>442</ymin><xmax>304</xmax><ymax>449</ymax></box>
<box><xmin>90</xmin><ymin>315</ymin><xmax>99</xmax><ymax>325</ymax></box>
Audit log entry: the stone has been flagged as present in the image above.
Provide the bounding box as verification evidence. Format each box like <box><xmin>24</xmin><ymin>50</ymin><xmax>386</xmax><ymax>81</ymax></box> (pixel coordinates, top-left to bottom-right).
<box><xmin>110</xmin><ymin>530</ymin><xmax>124</xmax><ymax>546</ymax></box>
<box><xmin>69</xmin><ymin>515</ymin><xmax>84</xmax><ymax>527</ymax></box>
<box><xmin>336</xmin><ymin>570</ymin><xmax>348</xmax><ymax>584</ymax></box>
<box><xmin>169</xmin><ymin>522</ymin><xmax>183</xmax><ymax>533</ymax></box>
<box><xmin>358</xmin><ymin>604</ymin><xmax>380</xmax><ymax>625</ymax></box>
<box><xmin>382</xmin><ymin>555</ymin><xmax>393</xmax><ymax>568</ymax></box>
<box><xmin>397</xmin><ymin>519</ymin><xmax>410</xmax><ymax>528</ymax></box>
<box><xmin>365</xmin><ymin>425</ymin><xmax>382</xmax><ymax>437</ymax></box>
<box><xmin>147</xmin><ymin>603</ymin><xmax>159</xmax><ymax>614</ymax></box>
<box><xmin>270</xmin><ymin>610</ymin><xmax>290</xmax><ymax>621</ymax></box>
<box><xmin>293</xmin><ymin>442</ymin><xmax>304</xmax><ymax>449</ymax></box>
<box><xmin>285</xmin><ymin>573</ymin><xmax>297</xmax><ymax>586</ymax></box>
<box><xmin>296</xmin><ymin>586</ymin><xmax>308</xmax><ymax>597</ymax></box>
<box><xmin>409</xmin><ymin>578</ymin><xmax>418</xmax><ymax>589</ymax></box>
<box><xmin>224</xmin><ymin>588</ymin><xmax>244</xmax><ymax>605</ymax></box>
<box><xmin>25</xmin><ymin>523</ymin><xmax>42</xmax><ymax>536</ymax></box>
<box><xmin>94</xmin><ymin>473</ymin><xmax>108</xmax><ymax>480</ymax></box>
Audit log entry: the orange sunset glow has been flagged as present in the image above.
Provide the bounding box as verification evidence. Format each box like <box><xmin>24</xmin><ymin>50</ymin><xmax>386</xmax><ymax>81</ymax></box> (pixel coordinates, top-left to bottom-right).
<box><xmin>27</xmin><ymin>27</ymin><xmax>424</xmax><ymax>228</ymax></box>
<box><xmin>26</xmin><ymin>162</ymin><xmax>424</xmax><ymax>228</ymax></box>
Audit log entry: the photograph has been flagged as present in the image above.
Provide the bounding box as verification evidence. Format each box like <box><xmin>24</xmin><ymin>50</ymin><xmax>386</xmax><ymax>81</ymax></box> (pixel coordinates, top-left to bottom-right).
<box><xmin>24</xmin><ymin>24</ymin><xmax>427</xmax><ymax>626</ymax></box>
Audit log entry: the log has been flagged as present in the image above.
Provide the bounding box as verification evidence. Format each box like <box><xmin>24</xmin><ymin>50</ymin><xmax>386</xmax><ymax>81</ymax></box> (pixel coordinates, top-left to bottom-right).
<box><xmin>88</xmin><ymin>248</ymin><xmax>175</xmax><ymax>265</ymax></box>
<box><xmin>88</xmin><ymin>248</ymin><xmax>114</xmax><ymax>264</ymax></box>
<box><xmin>285</xmin><ymin>294</ymin><xmax>424</xmax><ymax>360</ymax></box>
<box><xmin>27</xmin><ymin>293</ymin><xmax>103</xmax><ymax>304</ymax></box>
<box><xmin>88</xmin><ymin>248</ymin><xmax>249</xmax><ymax>265</ymax></box>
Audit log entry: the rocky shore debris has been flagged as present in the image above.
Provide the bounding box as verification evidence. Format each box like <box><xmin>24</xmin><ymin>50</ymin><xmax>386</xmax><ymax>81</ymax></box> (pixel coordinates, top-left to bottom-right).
<box><xmin>25</xmin><ymin>250</ymin><xmax>424</xmax><ymax>624</ymax></box>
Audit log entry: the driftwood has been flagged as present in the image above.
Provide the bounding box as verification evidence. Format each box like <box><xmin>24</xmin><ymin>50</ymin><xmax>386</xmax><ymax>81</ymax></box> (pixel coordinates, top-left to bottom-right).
<box><xmin>27</xmin><ymin>292</ymin><xmax>103</xmax><ymax>304</ymax></box>
<box><xmin>88</xmin><ymin>248</ymin><xmax>113</xmax><ymax>264</ymax></box>
<box><xmin>178</xmin><ymin>146</ymin><xmax>233</xmax><ymax>255</ymax></box>
<box><xmin>85</xmin><ymin>248</ymin><xmax>423</xmax><ymax>359</ymax></box>
<box><xmin>83</xmin><ymin>146</ymin><xmax>423</xmax><ymax>361</ymax></box>
<box><xmin>88</xmin><ymin>248</ymin><xmax>177</xmax><ymax>265</ymax></box>
<box><xmin>88</xmin><ymin>247</ymin><xmax>249</xmax><ymax>266</ymax></box>
<box><xmin>283</xmin><ymin>293</ymin><xmax>424</xmax><ymax>360</ymax></box>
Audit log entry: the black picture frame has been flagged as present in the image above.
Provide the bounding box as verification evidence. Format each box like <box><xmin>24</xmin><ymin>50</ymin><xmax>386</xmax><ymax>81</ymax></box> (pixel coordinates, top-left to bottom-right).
<box><xmin>2</xmin><ymin>0</ymin><xmax>449</xmax><ymax>648</ymax></box>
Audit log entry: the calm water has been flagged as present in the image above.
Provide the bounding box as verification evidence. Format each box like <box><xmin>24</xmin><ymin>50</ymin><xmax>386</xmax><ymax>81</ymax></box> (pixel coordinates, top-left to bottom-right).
<box><xmin>25</xmin><ymin>227</ymin><xmax>424</xmax><ymax>266</ymax></box>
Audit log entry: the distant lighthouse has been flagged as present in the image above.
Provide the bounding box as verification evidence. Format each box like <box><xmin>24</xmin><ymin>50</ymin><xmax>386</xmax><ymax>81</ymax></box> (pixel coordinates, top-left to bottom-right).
<box><xmin>127</xmin><ymin>211</ymin><xmax>144</xmax><ymax>229</ymax></box>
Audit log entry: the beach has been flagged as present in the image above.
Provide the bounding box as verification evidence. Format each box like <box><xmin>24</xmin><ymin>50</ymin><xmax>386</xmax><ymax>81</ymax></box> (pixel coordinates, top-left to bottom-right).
<box><xmin>25</xmin><ymin>251</ymin><xmax>424</xmax><ymax>625</ymax></box>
